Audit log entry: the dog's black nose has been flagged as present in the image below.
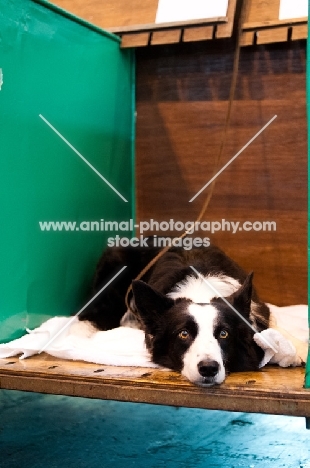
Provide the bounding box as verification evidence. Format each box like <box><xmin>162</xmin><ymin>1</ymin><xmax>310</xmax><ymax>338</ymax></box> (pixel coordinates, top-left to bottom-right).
<box><xmin>198</xmin><ymin>360</ymin><xmax>219</xmax><ymax>377</ymax></box>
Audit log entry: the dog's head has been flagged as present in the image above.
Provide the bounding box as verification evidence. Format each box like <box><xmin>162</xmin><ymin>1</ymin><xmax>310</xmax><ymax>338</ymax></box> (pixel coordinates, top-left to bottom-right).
<box><xmin>132</xmin><ymin>274</ymin><xmax>263</xmax><ymax>387</ymax></box>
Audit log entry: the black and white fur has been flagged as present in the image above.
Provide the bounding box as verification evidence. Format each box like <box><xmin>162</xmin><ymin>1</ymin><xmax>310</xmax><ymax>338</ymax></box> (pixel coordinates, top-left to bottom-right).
<box><xmin>79</xmin><ymin>244</ymin><xmax>270</xmax><ymax>386</ymax></box>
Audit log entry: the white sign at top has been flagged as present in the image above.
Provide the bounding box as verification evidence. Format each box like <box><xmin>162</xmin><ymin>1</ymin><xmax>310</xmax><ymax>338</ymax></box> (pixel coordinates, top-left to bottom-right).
<box><xmin>155</xmin><ymin>0</ymin><xmax>229</xmax><ymax>24</ymax></box>
<box><xmin>279</xmin><ymin>0</ymin><xmax>308</xmax><ymax>20</ymax></box>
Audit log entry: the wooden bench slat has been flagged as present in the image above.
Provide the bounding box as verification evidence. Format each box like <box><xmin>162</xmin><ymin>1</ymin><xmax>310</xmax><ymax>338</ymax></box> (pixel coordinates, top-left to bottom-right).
<box><xmin>1</xmin><ymin>355</ymin><xmax>309</xmax><ymax>417</ymax></box>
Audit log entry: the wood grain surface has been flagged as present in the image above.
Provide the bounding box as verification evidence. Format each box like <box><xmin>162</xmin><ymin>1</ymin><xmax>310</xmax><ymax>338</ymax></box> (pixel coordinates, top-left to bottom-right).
<box><xmin>48</xmin><ymin>0</ymin><xmax>236</xmax><ymax>45</ymax></box>
<box><xmin>244</xmin><ymin>0</ymin><xmax>307</xmax><ymax>26</ymax></box>
<box><xmin>135</xmin><ymin>40</ymin><xmax>307</xmax><ymax>306</ymax></box>
<box><xmin>242</xmin><ymin>0</ymin><xmax>308</xmax><ymax>45</ymax></box>
<box><xmin>0</xmin><ymin>355</ymin><xmax>309</xmax><ymax>416</ymax></box>
<box><xmin>47</xmin><ymin>0</ymin><xmax>307</xmax><ymax>46</ymax></box>
<box><xmin>49</xmin><ymin>0</ymin><xmax>227</xmax><ymax>32</ymax></box>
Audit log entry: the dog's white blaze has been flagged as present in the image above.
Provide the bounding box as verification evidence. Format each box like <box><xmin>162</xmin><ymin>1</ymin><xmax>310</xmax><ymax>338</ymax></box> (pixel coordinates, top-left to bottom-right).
<box><xmin>168</xmin><ymin>275</ymin><xmax>240</xmax><ymax>303</ymax></box>
<box><xmin>181</xmin><ymin>303</ymin><xmax>226</xmax><ymax>386</ymax></box>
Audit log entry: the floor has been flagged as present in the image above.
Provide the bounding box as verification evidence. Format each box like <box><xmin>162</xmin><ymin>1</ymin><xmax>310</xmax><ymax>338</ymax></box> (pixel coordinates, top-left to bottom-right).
<box><xmin>0</xmin><ymin>390</ymin><xmax>309</xmax><ymax>468</ymax></box>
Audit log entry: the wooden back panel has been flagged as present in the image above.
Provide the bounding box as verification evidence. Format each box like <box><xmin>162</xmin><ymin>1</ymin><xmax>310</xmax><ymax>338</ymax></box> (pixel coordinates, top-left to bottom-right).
<box><xmin>241</xmin><ymin>0</ymin><xmax>308</xmax><ymax>45</ymax></box>
<box><xmin>135</xmin><ymin>40</ymin><xmax>307</xmax><ymax>306</ymax></box>
<box><xmin>48</xmin><ymin>0</ymin><xmax>236</xmax><ymax>46</ymax></box>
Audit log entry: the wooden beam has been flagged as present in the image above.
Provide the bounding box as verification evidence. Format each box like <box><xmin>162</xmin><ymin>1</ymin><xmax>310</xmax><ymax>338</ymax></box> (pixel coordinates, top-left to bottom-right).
<box><xmin>243</xmin><ymin>18</ymin><xmax>308</xmax><ymax>30</ymax></box>
<box><xmin>292</xmin><ymin>24</ymin><xmax>308</xmax><ymax>40</ymax></box>
<box><xmin>256</xmin><ymin>26</ymin><xmax>288</xmax><ymax>44</ymax></box>
<box><xmin>151</xmin><ymin>29</ymin><xmax>182</xmax><ymax>45</ymax></box>
<box><xmin>240</xmin><ymin>30</ymin><xmax>256</xmax><ymax>46</ymax></box>
<box><xmin>109</xmin><ymin>18</ymin><xmax>226</xmax><ymax>34</ymax></box>
<box><xmin>183</xmin><ymin>26</ymin><xmax>214</xmax><ymax>42</ymax></box>
<box><xmin>216</xmin><ymin>0</ymin><xmax>237</xmax><ymax>38</ymax></box>
<box><xmin>121</xmin><ymin>33</ymin><xmax>150</xmax><ymax>48</ymax></box>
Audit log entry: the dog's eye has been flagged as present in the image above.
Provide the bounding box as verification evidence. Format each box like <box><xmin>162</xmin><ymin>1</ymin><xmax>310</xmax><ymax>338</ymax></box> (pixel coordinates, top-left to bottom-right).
<box><xmin>178</xmin><ymin>330</ymin><xmax>190</xmax><ymax>340</ymax></box>
<box><xmin>219</xmin><ymin>330</ymin><xmax>229</xmax><ymax>339</ymax></box>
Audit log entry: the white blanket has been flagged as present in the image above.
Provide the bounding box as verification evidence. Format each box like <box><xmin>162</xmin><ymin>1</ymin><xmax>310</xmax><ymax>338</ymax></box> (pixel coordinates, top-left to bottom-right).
<box><xmin>0</xmin><ymin>304</ymin><xmax>308</xmax><ymax>369</ymax></box>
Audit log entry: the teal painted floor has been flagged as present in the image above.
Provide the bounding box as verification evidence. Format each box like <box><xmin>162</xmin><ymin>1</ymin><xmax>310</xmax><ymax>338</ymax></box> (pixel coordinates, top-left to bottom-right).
<box><xmin>0</xmin><ymin>390</ymin><xmax>309</xmax><ymax>468</ymax></box>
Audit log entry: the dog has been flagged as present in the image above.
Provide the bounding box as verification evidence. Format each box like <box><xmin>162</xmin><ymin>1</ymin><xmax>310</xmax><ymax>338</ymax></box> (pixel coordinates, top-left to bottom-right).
<box><xmin>79</xmin><ymin>244</ymin><xmax>270</xmax><ymax>386</ymax></box>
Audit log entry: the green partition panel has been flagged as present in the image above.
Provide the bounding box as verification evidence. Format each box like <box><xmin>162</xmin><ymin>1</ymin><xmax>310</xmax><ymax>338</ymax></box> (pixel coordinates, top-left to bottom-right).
<box><xmin>307</xmin><ymin>24</ymin><xmax>310</xmax><ymax>391</ymax></box>
<box><xmin>0</xmin><ymin>0</ymin><xmax>135</xmax><ymax>342</ymax></box>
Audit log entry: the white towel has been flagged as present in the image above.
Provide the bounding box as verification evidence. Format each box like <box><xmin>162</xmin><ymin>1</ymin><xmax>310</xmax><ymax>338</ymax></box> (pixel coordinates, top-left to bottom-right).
<box><xmin>0</xmin><ymin>317</ymin><xmax>158</xmax><ymax>367</ymax></box>
<box><xmin>0</xmin><ymin>304</ymin><xmax>308</xmax><ymax>369</ymax></box>
<box><xmin>254</xmin><ymin>304</ymin><xmax>309</xmax><ymax>367</ymax></box>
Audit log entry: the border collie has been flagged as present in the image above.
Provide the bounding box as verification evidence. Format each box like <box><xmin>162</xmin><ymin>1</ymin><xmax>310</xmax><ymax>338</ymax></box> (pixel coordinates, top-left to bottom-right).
<box><xmin>79</xmin><ymin>244</ymin><xmax>270</xmax><ymax>386</ymax></box>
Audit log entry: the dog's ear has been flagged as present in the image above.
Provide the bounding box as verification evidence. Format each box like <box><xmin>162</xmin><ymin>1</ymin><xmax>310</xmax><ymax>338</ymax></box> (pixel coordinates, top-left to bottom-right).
<box><xmin>229</xmin><ymin>272</ymin><xmax>253</xmax><ymax>318</ymax></box>
<box><xmin>132</xmin><ymin>280</ymin><xmax>174</xmax><ymax>334</ymax></box>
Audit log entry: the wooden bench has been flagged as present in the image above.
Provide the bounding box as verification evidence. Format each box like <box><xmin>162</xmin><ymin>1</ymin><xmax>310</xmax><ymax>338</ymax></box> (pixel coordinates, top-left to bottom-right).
<box><xmin>1</xmin><ymin>355</ymin><xmax>309</xmax><ymax>419</ymax></box>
